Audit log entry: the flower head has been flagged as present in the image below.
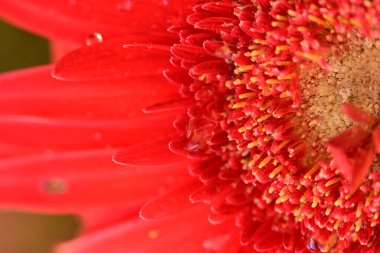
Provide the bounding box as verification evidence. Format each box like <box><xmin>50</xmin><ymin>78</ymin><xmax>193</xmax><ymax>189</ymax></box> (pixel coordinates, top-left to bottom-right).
<box><xmin>1</xmin><ymin>0</ymin><xmax>380</xmax><ymax>252</ymax></box>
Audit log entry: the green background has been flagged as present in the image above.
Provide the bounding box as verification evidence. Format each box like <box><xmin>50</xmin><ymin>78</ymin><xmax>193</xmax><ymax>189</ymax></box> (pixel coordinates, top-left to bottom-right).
<box><xmin>0</xmin><ymin>19</ymin><xmax>79</xmax><ymax>253</ymax></box>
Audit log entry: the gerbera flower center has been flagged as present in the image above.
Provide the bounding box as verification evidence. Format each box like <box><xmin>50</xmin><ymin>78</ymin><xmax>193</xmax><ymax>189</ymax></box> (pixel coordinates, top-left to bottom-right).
<box><xmin>300</xmin><ymin>33</ymin><xmax>380</xmax><ymax>158</ymax></box>
<box><xmin>168</xmin><ymin>1</ymin><xmax>380</xmax><ymax>251</ymax></box>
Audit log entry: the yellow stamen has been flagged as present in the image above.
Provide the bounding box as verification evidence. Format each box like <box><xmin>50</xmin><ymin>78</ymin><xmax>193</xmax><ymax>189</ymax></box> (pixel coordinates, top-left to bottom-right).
<box><xmin>278</xmin><ymin>72</ymin><xmax>297</xmax><ymax>80</ymax></box>
<box><xmin>238</xmin><ymin>65</ymin><xmax>253</xmax><ymax>72</ymax></box>
<box><xmin>356</xmin><ymin>202</ymin><xmax>363</xmax><ymax>218</ymax></box>
<box><xmin>239</xmin><ymin>92</ymin><xmax>255</xmax><ymax>99</ymax></box>
<box><xmin>232</xmin><ymin>102</ymin><xmax>246</xmax><ymax>109</ymax></box>
<box><xmin>257</xmin><ymin>113</ymin><xmax>272</xmax><ymax>122</ymax></box>
<box><xmin>259</xmin><ymin>102</ymin><xmax>272</xmax><ymax>111</ymax></box>
<box><xmin>308</xmin><ymin>15</ymin><xmax>332</xmax><ymax>28</ymax></box>
<box><xmin>275</xmin><ymin>45</ymin><xmax>291</xmax><ymax>54</ymax></box>
<box><xmin>296</xmin><ymin>51</ymin><xmax>322</xmax><ymax>62</ymax></box>
<box><xmin>269</xmin><ymin>165</ymin><xmax>283</xmax><ymax>178</ymax></box>
<box><xmin>250</xmin><ymin>76</ymin><xmax>258</xmax><ymax>83</ymax></box>
<box><xmin>325</xmin><ymin>177</ymin><xmax>341</xmax><ymax>187</ymax></box>
<box><xmin>258</xmin><ymin>156</ymin><xmax>272</xmax><ymax>169</ymax></box>
<box><xmin>254</xmin><ymin>39</ymin><xmax>268</xmax><ymax>45</ymax></box>
<box><xmin>277</xmin><ymin>140</ymin><xmax>291</xmax><ymax>152</ymax></box>
<box><xmin>266</xmin><ymin>78</ymin><xmax>281</xmax><ymax>84</ymax></box>
<box><xmin>312</xmin><ymin>196</ymin><xmax>319</xmax><ymax>208</ymax></box>
<box><xmin>247</xmin><ymin>140</ymin><xmax>258</xmax><ymax>149</ymax></box>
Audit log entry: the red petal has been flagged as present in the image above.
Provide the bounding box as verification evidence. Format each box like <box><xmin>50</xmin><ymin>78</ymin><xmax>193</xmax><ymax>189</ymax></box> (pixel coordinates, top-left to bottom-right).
<box><xmin>373</xmin><ymin>124</ymin><xmax>380</xmax><ymax>153</ymax></box>
<box><xmin>0</xmin><ymin>114</ymin><xmax>177</xmax><ymax>156</ymax></box>
<box><xmin>56</xmin><ymin>207</ymin><xmax>214</xmax><ymax>253</ymax></box>
<box><xmin>0</xmin><ymin>149</ymin><xmax>190</xmax><ymax>214</ymax></box>
<box><xmin>113</xmin><ymin>134</ymin><xmax>184</xmax><ymax>167</ymax></box>
<box><xmin>0</xmin><ymin>0</ymin><xmax>192</xmax><ymax>42</ymax></box>
<box><xmin>53</xmin><ymin>39</ymin><xmax>171</xmax><ymax>81</ymax></box>
<box><xmin>342</xmin><ymin>103</ymin><xmax>376</xmax><ymax>126</ymax></box>
<box><xmin>0</xmin><ymin>65</ymin><xmax>180</xmax><ymax>120</ymax></box>
<box><xmin>140</xmin><ymin>180</ymin><xmax>202</xmax><ymax>220</ymax></box>
<box><xmin>327</xmin><ymin>126</ymin><xmax>375</xmax><ymax>190</ymax></box>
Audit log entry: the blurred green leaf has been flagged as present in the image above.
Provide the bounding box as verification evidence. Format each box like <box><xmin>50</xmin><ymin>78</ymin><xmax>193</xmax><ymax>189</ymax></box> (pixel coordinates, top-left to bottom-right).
<box><xmin>0</xmin><ymin>19</ymin><xmax>50</xmax><ymax>72</ymax></box>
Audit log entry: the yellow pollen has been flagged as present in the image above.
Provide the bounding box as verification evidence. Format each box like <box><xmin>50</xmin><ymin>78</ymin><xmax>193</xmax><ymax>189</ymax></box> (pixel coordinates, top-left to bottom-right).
<box><xmin>258</xmin><ymin>156</ymin><xmax>272</xmax><ymax>169</ymax></box>
<box><xmin>287</xmin><ymin>10</ymin><xmax>296</xmax><ymax>16</ymax></box>
<box><xmin>296</xmin><ymin>51</ymin><xmax>322</xmax><ymax>62</ymax></box>
<box><xmin>275</xmin><ymin>15</ymin><xmax>288</xmax><ymax>21</ymax></box>
<box><xmin>280</xmin><ymin>91</ymin><xmax>291</xmax><ymax>98</ymax></box>
<box><xmin>250</xmin><ymin>50</ymin><xmax>264</xmax><ymax>57</ymax></box>
<box><xmin>322</xmin><ymin>13</ymin><xmax>335</xmax><ymax>23</ymax></box>
<box><xmin>312</xmin><ymin>196</ymin><xmax>319</xmax><ymax>208</ymax></box>
<box><xmin>308</xmin><ymin>15</ymin><xmax>332</xmax><ymax>28</ymax></box>
<box><xmin>275</xmin><ymin>45</ymin><xmax>291</xmax><ymax>54</ymax></box>
<box><xmin>288</xmin><ymin>143</ymin><xmax>305</xmax><ymax>157</ymax></box>
<box><xmin>300</xmin><ymin>194</ymin><xmax>307</xmax><ymax>203</ymax></box>
<box><xmin>304</xmin><ymin>164</ymin><xmax>319</xmax><ymax>179</ymax></box>
<box><xmin>232</xmin><ymin>102</ymin><xmax>246</xmax><ymax>109</ymax></box>
<box><xmin>250</xmin><ymin>76</ymin><xmax>258</xmax><ymax>83</ymax></box>
<box><xmin>254</xmin><ymin>39</ymin><xmax>268</xmax><ymax>45</ymax></box>
<box><xmin>259</xmin><ymin>102</ymin><xmax>272</xmax><ymax>111</ymax></box>
<box><xmin>366</xmin><ymin>191</ymin><xmax>374</xmax><ymax>206</ymax></box>
<box><xmin>276</xmin><ymin>194</ymin><xmax>290</xmax><ymax>204</ymax></box>
<box><xmin>276</xmin><ymin>61</ymin><xmax>293</xmax><ymax>66</ymax></box>
<box><xmin>356</xmin><ymin>202</ymin><xmax>363</xmax><ymax>218</ymax></box>
<box><xmin>276</xmin><ymin>140</ymin><xmax>291</xmax><ymax>152</ymax></box>
<box><xmin>325</xmin><ymin>177</ymin><xmax>341</xmax><ymax>187</ymax></box>
<box><xmin>238</xmin><ymin>65</ymin><xmax>253</xmax><ymax>72</ymax></box>
<box><xmin>238</xmin><ymin>92</ymin><xmax>255</xmax><ymax>99</ymax></box>
<box><xmin>297</xmin><ymin>26</ymin><xmax>309</xmax><ymax>32</ymax></box>
<box><xmin>333</xmin><ymin>220</ymin><xmax>341</xmax><ymax>230</ymax></box>
<box><xmin>269</xmin><ymin>165</ymin><xmax>283</xmax><ymax>178</ymax></box>
<box><xmin>233</xmin><ymin>79</ymin><xmax>244</xmax><ymax>85</ymax></box>
<box><xmin>238</xmin><ymin>126</ymin><xmax>248</xmax><ymax>133</ymax></box>
<box><xmin>247</xmin><ymin>140</ymin><xmax>258</xmax><ymax>149</ymax></box>
<box><xmin>264</xmin><ymin>136</ymin><xmax>273</xmax><ymax>142</ymax></box>
<box><xmin>325</xmin><ymin>205</ymin><xmax>333</xmax><ymax>216</ymax></box>
<box><xmin>335</xmin><ymin>198</ymin><xmax>343</xmax><ymax>207</ymax></box>
<box><xmin>266</xmin><ymin>78</ymin><xmax>281</xmax><ymax>84</ymax></box>
<box><xmin>278</xmin><ymin>72</ymin><xmax>297</xmax><ymax>80</ymax></box>
<box><xmin>257</xmin><ymin>113</ymin><xmax>272</xmax><ymax>122</ymax></box>
<box><xmin>350</xmin><ymin>18</ymin><xmax>363</xmax><ymax>27</ymax></box>
<box><xmin>248</xmin><ymin>154</ymin><xmax>262</xmax><ymax>167</ymax></box>
<box><xmin>271</xmin><ymin>21</ymin><xmax>286</xmax><ymax>27</ymax></box>
<box><xmin>355</xmin><ymin>218</ymin><xmax>363</xmax><ymax>232</ymax></box>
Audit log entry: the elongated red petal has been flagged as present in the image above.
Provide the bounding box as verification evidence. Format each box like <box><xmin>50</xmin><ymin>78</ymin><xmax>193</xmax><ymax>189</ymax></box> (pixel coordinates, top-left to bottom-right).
<box><xmin>0</xmin><ymin>0</ymin><xmax>193</xmax><ymax>42</ymax></box>
<box><xmin>113</xmin><ymin>134</ymin><xmax>184</xmax><ymax>167</ymax></box>
<box><xmin>0</xmin><ymin>149</ymin><xmax>190</xmax><ymax>214</ymax></box>
<box><xmin>140</xmin><ymin>181</ymin><xmax>202</xmax><ymax>220</ymax></box>
<box><xmin>53</xmin><ymin>40</ymin><xmax>172</xmax><ymax>81</ymax></box>
<box><xmin>0</xmin><ymin>65</ymin><xmax>180</xmax><ymax>120</ymax></box>
<box><xmin>55</xmin><ymin>207</ymin><xmax>216</xmax><ymax>253</ymax></box>
<box><xmin>0</xmin><ymin>115</ymin><xmax>177</xmax><ymax>156</ymax></box>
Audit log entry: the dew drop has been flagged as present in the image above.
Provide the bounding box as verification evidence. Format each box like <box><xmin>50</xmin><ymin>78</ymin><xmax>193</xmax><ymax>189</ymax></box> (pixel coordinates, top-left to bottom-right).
<box><xmin>116</xmin><ymin>0</ymin><xmax>133</xmax><ymax>11</ymax></box>
<box><xmin>43</xmin><ymin>178</ymin><xmax>67</xmax><ymax>194</ymax></box>
<box><xmin>85</xmin><ymin>32</ymin><xmax>103</xmax><ymax>46</ymax></box>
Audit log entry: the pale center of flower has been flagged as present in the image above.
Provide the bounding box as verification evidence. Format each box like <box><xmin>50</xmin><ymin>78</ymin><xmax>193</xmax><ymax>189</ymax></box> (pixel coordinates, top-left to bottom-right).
<box><xmin>299</xmin><ymin>32</ymin><xmax>380</xmax><ymax>156</ymax></box>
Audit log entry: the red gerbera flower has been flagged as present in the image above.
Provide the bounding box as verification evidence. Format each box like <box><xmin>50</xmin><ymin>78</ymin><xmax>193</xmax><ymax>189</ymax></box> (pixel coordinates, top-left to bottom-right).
<box><xmin>0</xmin><ymin>0</ymin><xmax>380</xmax><ymax>252</ymax></box>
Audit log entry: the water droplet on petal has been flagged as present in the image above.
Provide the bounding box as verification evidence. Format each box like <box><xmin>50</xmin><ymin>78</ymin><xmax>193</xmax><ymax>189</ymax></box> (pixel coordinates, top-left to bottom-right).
<box><xmin>86</xmin><ymin>32</ymin><xmax>103</xmax><ymax>46</ymax></box>
<box><xmin>162</xmin><ymin>0</ymin><xmax>169</xmax><ymax>6</ymax></box>
<box><xmin>43</xmin><ymin>178</ymin><xmax>67</xmax><ymax>194</ymax></box>
<box><xmin>116</xmin><ymin>0</ymin><xmax>133</xmax><ymax>11</ymax></box>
